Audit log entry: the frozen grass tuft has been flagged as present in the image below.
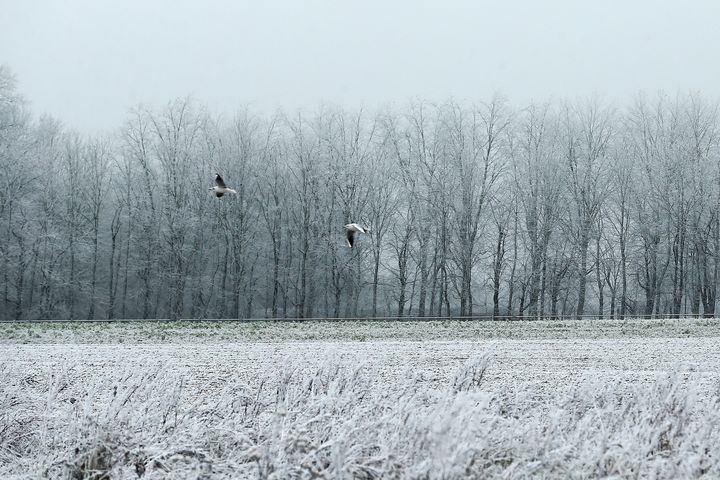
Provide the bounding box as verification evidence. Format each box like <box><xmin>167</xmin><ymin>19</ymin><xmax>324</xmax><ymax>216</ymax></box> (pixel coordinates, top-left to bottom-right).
<box><xmin>1</xmin><ymin>356</ymin><xmax>719</xmax><ymax>478</ymax></box>
<box><xmin>452</xmin><ymin>354</ymin><xmax>490</xmax><ymax>392</ymax></box>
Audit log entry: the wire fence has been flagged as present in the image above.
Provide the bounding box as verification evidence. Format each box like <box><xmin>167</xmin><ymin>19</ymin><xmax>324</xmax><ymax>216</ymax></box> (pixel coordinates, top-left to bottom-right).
<box><xmin>0</xmin><ymin>313</ymin><xmax>717</xmax><ymax>324</ymax></box>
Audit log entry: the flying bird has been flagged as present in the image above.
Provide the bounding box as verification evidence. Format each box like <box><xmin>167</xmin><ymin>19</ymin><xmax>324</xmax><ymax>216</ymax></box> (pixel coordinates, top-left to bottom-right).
<box><xmin>210</xmin><ymin>173</ymin><xmax>237</xmax><ymax>197</ymax></box>
<box><xmin>344</xmin><ymin>223</ymin><xmax>370</xmax><ymax>248</ymax></box>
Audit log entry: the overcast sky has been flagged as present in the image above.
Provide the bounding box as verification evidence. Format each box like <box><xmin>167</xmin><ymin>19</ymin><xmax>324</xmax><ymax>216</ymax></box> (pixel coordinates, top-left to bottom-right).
<box><xmin>2</xmin><ymin>0</ymin><xmax>720</xmax><ymax>131</ymax></box>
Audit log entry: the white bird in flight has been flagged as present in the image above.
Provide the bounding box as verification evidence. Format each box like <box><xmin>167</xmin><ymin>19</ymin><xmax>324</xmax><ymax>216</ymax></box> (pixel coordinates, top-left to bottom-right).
<box><xmin>344</xmin><ymin>223</ymin><xmax>370</xmax><ymax>248</ymax></box>
<box><xmin>210</xmin><ymin>173</ymin><xmax>237</xmax><ymax>197</ymax></box>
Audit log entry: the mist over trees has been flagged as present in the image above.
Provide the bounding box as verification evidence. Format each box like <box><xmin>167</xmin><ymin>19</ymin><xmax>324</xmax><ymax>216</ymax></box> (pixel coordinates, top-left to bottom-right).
<box><xmin>2</xmin><ymin>65</ymin><xmax>720</xmax><ymax>320</ymax></box>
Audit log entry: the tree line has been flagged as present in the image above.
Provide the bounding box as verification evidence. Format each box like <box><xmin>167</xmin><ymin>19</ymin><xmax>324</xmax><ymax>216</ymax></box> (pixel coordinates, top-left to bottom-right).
<box><xmin>1</xmin><ymin>65</ymin><xmax>719</xmax><ymax>320</ymax></box>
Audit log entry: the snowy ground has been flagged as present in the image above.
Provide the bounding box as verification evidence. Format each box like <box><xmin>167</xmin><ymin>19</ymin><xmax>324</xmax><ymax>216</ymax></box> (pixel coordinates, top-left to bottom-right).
<box><xmin>2</xmin><ymin>319</ymin><xmax>720</xmax><ymax>478</ymax></box>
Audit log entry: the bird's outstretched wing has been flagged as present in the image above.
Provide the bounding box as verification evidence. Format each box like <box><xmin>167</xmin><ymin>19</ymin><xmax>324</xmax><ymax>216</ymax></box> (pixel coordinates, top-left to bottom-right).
<box><xmin>345</xmin><ymin>223</ymin><xmax>365</xmax><ymax>234</ymax></box>
<box><xmin>346</xmin><ymin>229</ymin><xmax>355</xmax><ymax>248</ymax></box>
<box><xmin>215</xmin><ymin>174</ymin><xmax>226</xmax><ymax>188</ymax></box>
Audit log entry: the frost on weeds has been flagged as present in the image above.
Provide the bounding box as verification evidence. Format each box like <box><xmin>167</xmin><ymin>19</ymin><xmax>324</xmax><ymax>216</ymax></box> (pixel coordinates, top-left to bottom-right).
<box><xmin>1</xmin><ymin>353</ymin><xmax>720</xmax><ymax>478</ymax></box>
<box><xmin>452</xmin><ymin>354</ymin><xmax>491</xmax><ymax>392</ymax></box>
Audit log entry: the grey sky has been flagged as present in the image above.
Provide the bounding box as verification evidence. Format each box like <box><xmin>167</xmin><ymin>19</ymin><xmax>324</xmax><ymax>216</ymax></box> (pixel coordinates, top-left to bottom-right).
<box><xmin>2</xmin><ymin>0</ymin><xmax>719</xmax><ymax>131</ymax></box>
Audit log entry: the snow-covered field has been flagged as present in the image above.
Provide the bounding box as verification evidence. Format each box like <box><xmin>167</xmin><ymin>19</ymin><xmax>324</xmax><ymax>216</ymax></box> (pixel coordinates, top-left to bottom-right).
<box><xmin>2</xmin><ymin>319</ymin><xmax>720</xmax><ymax>478</ymax></box>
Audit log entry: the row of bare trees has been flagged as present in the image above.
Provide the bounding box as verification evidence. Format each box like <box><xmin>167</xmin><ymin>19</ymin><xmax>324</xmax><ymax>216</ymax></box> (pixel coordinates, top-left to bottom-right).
<box><xmin>2</xmin><ymin>66</ymin><xmax>720</xmax><ymax>320</ymax></box>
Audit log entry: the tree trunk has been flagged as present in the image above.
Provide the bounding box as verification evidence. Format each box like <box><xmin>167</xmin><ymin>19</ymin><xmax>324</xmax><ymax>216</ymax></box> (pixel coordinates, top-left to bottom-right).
<box><xmin>576</xmin><ymin>227</ymin><xmax>590</xmax><ymax>319</ymax></box>
<box><xmin>492</xmin><ymin>225</ymin><xmax>505</xmax><ymax>318</ymax></box>
<box><xmin>87</xmin><ymin>218</ymin><xmax>100</xmax><ymax>319</ymax></box>
<box><xmin>595</xmin><ymin>231</ymin><xmax>603</xmax><ymax>319</ymax></box>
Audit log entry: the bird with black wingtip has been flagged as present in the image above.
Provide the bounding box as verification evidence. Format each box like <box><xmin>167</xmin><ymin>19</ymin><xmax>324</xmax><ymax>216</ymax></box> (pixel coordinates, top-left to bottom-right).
<box><xmin>344</xmin><ymin>223</ymin><xmax>370</xmax><ymax>248</ymax></box>
<box><xmin>210</xmin><ymin>173</ymin><xmax>237</xmax><ymax>198</ymax></box>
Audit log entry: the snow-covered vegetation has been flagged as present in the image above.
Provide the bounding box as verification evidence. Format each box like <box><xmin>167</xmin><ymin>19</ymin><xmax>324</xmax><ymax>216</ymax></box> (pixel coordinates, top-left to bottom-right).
<box><xmin>2</xmin><ymin>321</ymin><xmax>719</xmax><ymax>478</ymax></box>
<box><xmin>4</xmin><ymin>63</ymin><xmax>720</xmax><ymax>322</ymax></box>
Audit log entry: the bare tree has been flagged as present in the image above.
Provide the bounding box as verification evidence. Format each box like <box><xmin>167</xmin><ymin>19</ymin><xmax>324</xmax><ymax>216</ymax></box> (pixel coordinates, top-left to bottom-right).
<box><xmin>562</xmin><ymin>99</ymin><xmax>613</xmax><ymax>318</ymax></box>
<box><xmin>148</xmin><ymin>98</ymin><xmax>204</xmax><ymax>319</ymax></box>
<box><xmin>445</xmin><ymin>98</ymin><xmax>509</xmax><ymax>317</ymax></box>
<box><xmin>121</xmin><ymin>107</ymin><xmax>159</xmax><ymax>318</ymax></box>
<box><xmin>511</xmin><ymin>103</ymin><xmax>563</xmax><ymax>319</ymax></box>
<box><xmin>82</xmin><ymin>138</ymin><xmax>112</xmax><ymax>319</ymax></box>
